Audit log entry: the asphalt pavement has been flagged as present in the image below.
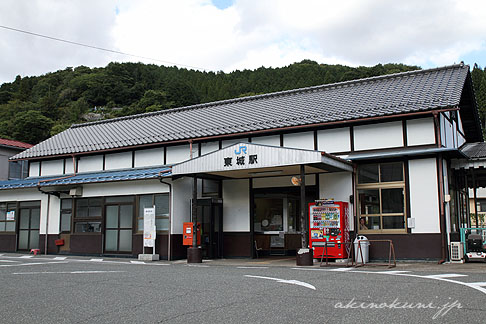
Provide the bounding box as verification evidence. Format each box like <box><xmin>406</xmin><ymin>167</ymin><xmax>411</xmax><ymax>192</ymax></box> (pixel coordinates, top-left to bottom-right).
<box><xmin>0</xmin><ymin>253</ymin><xmax>485</xmax><ymax>323</ymax></box>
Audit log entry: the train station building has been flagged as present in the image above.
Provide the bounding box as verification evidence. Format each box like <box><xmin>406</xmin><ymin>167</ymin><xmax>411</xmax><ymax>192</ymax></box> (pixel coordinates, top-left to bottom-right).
<box><xmin>0</xmin><ymin>63</ymin><xmax>482</xmax><ymax>261</ymax></box>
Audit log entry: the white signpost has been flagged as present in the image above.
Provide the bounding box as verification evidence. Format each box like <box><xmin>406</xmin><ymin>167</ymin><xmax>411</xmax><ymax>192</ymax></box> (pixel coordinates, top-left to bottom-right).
<box><xmin>139</xmin><ymin>206</ymin><xmax>159</xmax><ymax>261</ymax></box>
<box><xmin>143</xmin><ymin>207</ymin><xmax>156</xmax><ymax>248</ymax></box>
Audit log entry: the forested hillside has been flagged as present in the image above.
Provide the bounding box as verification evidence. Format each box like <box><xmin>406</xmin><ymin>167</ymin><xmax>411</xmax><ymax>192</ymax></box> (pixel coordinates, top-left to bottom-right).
<box><xmin>1</xmin><ymin>60</ymin><xmax>482</xmax><ymax>145</ymax></box>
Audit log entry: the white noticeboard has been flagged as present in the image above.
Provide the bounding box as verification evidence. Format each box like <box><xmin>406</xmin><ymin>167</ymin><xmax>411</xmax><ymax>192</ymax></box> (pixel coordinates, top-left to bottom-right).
<box><xmin>143</xmin><ymin>207</ymin><xmax>156</xmax><ymax>248</ymax></box>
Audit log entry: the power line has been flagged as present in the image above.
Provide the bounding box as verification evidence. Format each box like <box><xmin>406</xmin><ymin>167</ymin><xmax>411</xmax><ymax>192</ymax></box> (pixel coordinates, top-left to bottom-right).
<box><xmin>0</xmin><ymin>24</ymin><xmax>208</xmax><ymax>71</ymax></box>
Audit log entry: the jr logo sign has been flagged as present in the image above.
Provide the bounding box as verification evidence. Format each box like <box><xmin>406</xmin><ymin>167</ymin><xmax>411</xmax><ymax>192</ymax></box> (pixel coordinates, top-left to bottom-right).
<box><xmin>235</xmin><ymin>146</ymin><xmax>247</xmax><ymax>155</ymax></box>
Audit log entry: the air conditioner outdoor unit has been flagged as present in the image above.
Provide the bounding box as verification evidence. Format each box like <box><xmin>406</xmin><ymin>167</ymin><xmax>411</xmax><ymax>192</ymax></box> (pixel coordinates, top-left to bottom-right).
<box><xmin>69</xmin><ymin>187</ymin><xmax>83</xmax><ymax>197</ymax></box>
<box><xmin>450</xmin><ymin>242</ymin><xmax>464</xmax><ymax>263</ymax></box>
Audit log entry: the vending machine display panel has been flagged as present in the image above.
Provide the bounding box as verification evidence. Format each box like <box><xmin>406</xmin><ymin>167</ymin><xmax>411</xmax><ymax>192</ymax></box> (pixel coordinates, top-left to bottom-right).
<box><xmin>309</xmin><ymin>200</ymin><xmax>349</xmax><ymax>259</ymax></box>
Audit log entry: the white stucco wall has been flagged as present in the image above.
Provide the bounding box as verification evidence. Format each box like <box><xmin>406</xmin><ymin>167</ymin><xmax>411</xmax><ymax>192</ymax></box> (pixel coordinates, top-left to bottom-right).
<box><xmin>406</xmin><ymin>118</ymin><xmax>435</xmax><ymax>146</ymax></box>
<box><xmin>40</xmin><ymin>159</ymin><xmax>64</xmax><ymax>176</ymax></box>
<box><xmin>134</xmin><ymin>147</ymin><xmax>164</xmax><ymax>168</ymax></box>
<box><xmin>201</xmin><ymin>141</ymin><xmax>219</xmax><ymax>155</ymax></box>
<box><xmin>47</xmin><ymin>195</ymin><xmax>61</xmax><ymax>235</ymax></box>
<box><xmin>457</xmin><ymin>133</ymin><xmax>466</xmax><ymax>147</ymax></box>
<box><xmin>319</xmin><ymin>172</ymin><xmax>354</xmax><ymax>231</ymax></box>
<box><xmin>65</xmin><ymin>158</ymin><xmax>75</xmax><ymax>174</ymax></box>
<box><xmin>166</xmin><ymin>144</ymin><xmax>197</xmax><ymax>165</ymax></box>
<box><xmin>105</xmin><ymin>151</ymin><xmax>132</xmax><ymax>170</ymax></box>
<box><xmin>171</xmin><ymin>177</ymin><xmax>192</xmax><ymax>234</ymax></box>
<box><xmin>251</xmin><ymin>135</ymin><xmax>280</xmax><ymax>146</ymax></box>
<box><xmin>408</xmin><ymin>158</ymin><xmax>440</xmax><ymax>233</ymax></box>
<box><xmin>354</xmin><ymin>121</ymin><xmax>403</xmax><ymax>150</ymax></box>
<box><xmin>223</xmin><ymin>179</ymin><xmax>250</xmax><ymax>232</ymax></box>
<box><xmin>441</xmin><ymin>114</ymin><xmax>455</xmax><ymax>148</ymax></box>
<box><xmin>222</xmin><ymin>138</ymin><xmax>249</xmax><ymax>148</ymax></box>
<box><xmin>78</xmin><ymin>155</ymin><xmax>103</xmax><ymax>173</ymax></box>
<box><xmin>317</xmin><ymin>127</ymin><xmax>350</xmax><ymax>153</ymax></box>
<box><xmin>81</xmin><ymin>179</ymin><xmax>169</xmax><ymax>198</ymax></box>
<box><xmin>29</xmin><ymin>161</ymin><xmax>40</xmax><ymax>177</ymax></box>
<box><xmin>283</xmin><ymin>131</ymin><xmax>314</xmax><ymax>150</ymax></box>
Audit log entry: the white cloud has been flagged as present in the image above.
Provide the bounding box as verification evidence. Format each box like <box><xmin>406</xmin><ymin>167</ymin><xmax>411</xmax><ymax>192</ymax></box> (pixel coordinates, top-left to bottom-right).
<box><xmin>0</xmin><ymin>0</ymin><xmax>119</xmax><ymax>83</ymax></box>
<box><xmin>1</xmin><ymin>0</ymin><xmax>486</xmax><ymax>84</ymax></box>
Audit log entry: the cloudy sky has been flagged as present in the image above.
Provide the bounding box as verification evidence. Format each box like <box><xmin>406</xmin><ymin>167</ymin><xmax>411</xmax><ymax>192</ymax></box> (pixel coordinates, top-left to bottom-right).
<box><xmin>1</xmin><ymin>0</ymin><xmax>486</xmax><ymax>85</ymax></box>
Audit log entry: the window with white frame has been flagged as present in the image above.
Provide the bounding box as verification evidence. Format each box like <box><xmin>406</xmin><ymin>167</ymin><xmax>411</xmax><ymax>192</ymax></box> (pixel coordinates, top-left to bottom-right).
<box><xmin>357</xmin><ymin>162</ymin><xmax>406</xmax><ymax>233</ymax></box>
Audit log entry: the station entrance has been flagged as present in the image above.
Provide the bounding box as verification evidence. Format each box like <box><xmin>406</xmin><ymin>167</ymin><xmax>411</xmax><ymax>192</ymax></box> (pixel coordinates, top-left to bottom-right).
<box><xmin>197</xmin><ymin>198</ymin><xmax>223</xmax><ymax>259</ymax></box>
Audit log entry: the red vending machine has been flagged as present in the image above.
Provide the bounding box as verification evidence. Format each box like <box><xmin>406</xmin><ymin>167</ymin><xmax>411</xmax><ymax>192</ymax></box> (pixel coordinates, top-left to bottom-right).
<box><xmin>309</xmin><ymin>200</ymin><xmax>350</xmax><ymax>259</ymax></box>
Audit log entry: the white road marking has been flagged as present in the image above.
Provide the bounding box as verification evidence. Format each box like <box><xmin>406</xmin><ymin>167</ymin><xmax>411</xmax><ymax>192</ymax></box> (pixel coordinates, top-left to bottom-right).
<box><xmin>328</xmin><ymin>267</ymin><xmax>355</xmax><ymax>272</ymax></box>
<box><xmin>67</xmin><ymin>258</ymin><xmax>169</xmax><ymax>266</ymax></box>
<box><xmin>423</xmin><ymin>273</ymin><xmax>468</xmax><ymax>279</ymax></box>
<box><xmin>468</xmin><ymin>282</ymin><xmax>486</xmax><ymax>287</ymax></box>
<box><xmin>0</xmin><ymin>261</ymin><xmax>69</xmax><ymax>267</ymax></box>
<box><xmin>376</xmin><ymin>270</ymin><xmax>411</xmax><ymax>274</ymax></box>
<box><xmin>187</xmin><ymin>264</ymin><xmax>210</xmax><ymax>267</ymax></box>
<box><xmin>0</xmin><ymin>255</ymin><xmax>170</xmax><ymax>266</ymax></box>
<box><xmin>245</xmin><ymin>275</ymin><xmax>316</xmax><ymax>290</ymax></box>
<box><xmin>237</xmin><ymin>266</ymin><xmax>269</xmax><ymax>269</ymax></box>
<box><xmin>13</xmin><ymin>270</ymin><xmax>126</xmax><ymax>275</ymax></box>
<box><xmin>292</xmin><ymin>267</ymin><xmax>486</xmax><ymax>295</ymax></box>
<box><xmin>0</xmin><ymin>256</ymin><xmax>63</xmax><ymax>261</ymax></box>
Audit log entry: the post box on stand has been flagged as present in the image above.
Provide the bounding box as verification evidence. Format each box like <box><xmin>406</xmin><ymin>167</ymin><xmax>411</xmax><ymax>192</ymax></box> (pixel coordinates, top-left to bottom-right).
<box><xmin>183</xmin><ymin>222</ymin><xmax>201</xmax><ymax>246</ymax></box>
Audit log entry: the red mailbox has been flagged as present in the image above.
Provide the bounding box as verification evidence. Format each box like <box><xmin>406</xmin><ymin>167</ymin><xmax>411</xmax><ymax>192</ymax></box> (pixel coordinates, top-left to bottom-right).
<box><xmin>183</xmin><ymin>222</ymin><xmax>201</xmax><ymax>246</ymax></box>
<box><xmin>54</xmin><ymin>239</ymin><xmax>65</xmax><ymax>246</ymax></box>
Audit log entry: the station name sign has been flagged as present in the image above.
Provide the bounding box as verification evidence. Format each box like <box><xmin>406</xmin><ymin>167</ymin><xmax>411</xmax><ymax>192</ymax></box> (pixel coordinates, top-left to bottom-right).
<box><xmin>223</xmin><ymin>145</ymin><xmax>258</xmax><ymax>168</ymax></box>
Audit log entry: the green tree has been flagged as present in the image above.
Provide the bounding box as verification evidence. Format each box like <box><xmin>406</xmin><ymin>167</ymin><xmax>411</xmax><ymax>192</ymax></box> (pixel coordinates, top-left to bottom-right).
<box><xmin>478</xmin><ymin>74</ymin><xmax>486</xmax><ymax>137</ymax></box>
<box><xmin>50</xmin><ymin>123</ymin><xmax>70</xmax><ymax>136</ymax></box>
<box><xmin>137</xmin><ymin>89</ymin><xmax>174</xmax><ymax>113</ymax></box>
<box><xmin>11</xmin><ymin>110</ymin><xmax>54</xmax><ymax>144</ymax></box>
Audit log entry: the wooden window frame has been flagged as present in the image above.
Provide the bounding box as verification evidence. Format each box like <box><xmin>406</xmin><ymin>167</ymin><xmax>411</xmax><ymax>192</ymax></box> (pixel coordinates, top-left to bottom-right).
<box><xmin>357</xmin><ymin>162</ymin><xmax>407</xmax><ymax>234</ymax></box>
<box><xmin>73</xmin><ymin>197</ymin><xmax>103</xmax><ymax>234</ymax></box>
<box><xmin>0</xmin><ymin>202</ymin><xmax>17</xmax><ymax>233</ymax></box>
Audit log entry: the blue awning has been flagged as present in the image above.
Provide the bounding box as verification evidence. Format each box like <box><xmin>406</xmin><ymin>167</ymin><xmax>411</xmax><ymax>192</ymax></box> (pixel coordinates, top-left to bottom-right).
<box><xmin>0</xmin><ymin>166</ymin><xmax>172</xmax><ymax>190</ymax></box>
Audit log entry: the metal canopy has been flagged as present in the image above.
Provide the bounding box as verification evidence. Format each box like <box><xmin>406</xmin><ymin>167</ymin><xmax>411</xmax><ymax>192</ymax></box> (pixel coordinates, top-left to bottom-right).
<box><xmin>172</xmin><ymin>142</ymin><xmax>353</xmax><ymax>179</ymax></box>
<box><xmin>0</xmin><ymin>166</ymin><xmax>172</xmax><ymax>190</ymax></box>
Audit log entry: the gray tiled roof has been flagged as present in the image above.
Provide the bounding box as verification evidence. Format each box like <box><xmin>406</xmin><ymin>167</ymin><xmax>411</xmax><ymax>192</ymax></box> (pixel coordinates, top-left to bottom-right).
<box><xmin>13</xmin><ymin>64</ymin><xmax>473</xmax><ymax>159</ymax></box>
<box><xmin>460</xmin><ymin>142</ymin><xmax>486</xmax><ymax>159</ymax></box>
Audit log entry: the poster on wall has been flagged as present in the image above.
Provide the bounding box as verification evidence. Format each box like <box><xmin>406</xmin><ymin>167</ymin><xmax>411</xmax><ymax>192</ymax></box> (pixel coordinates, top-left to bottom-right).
<box><xmin>6</xmin><ymin>211</ymin><xmax>15</xmax><ymax>221</ymax></box>
<box><xmin>143</xmin><ymin>207</ymin><xmax>156</xmax><ymax>248</ymax></box>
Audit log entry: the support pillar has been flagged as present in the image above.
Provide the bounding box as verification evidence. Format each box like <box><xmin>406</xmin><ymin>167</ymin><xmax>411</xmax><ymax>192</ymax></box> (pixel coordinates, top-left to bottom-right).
<box><xmin>296</xmin><ymin>164</ymin><xmax>313</xmax><ymax>266</ymax></box>
<box><xmin>188</xmin><ymin>176</ymin><xmax>202</xmax><ymax>263</ymax></box>
<box><xmin>472</xmin><ymin>168</ymin><xmax>479</xmax><ymax>228</ymax></box>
